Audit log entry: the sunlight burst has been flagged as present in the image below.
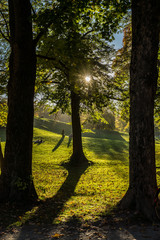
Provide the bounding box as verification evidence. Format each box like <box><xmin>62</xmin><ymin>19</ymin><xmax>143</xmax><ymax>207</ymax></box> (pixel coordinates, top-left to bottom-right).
<box><xmin>85</xmin><ymin>76</ymin><xmax>91</xmax><ymax>82</ymax></box>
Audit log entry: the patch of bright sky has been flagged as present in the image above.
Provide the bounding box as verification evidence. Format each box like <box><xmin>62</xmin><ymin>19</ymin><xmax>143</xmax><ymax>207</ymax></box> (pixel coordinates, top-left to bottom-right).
<box><xmin>112</xmin><ymin>32</ymin><xmax>123</xmax><ymax>50</ymax></box>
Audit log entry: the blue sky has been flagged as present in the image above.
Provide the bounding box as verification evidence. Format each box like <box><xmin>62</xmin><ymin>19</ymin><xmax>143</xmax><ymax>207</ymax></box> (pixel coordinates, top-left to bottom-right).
<box><xmin>112</xmin><ymin>32</ymin><xmax>123</xmax><ymax>50</ymax></box>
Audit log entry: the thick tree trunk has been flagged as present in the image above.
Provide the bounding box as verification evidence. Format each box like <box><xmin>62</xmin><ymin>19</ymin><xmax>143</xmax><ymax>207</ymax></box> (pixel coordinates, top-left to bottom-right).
<box><xmin>120</xmin><ymin>0</ymin><xmax>159</xmax><ymax>220</ymax></box>
<box><xmin>0</xmin><ymin>0</ymin><xmax>37</xmax><ymax>203</ymax></box>
<box><xmin>70</xmin><ymin>90</ymin><xmax>88</xmax><ymax>166</ymax></box>
<box><xmin>0</xmin><ymin>142</ymin><xmax>4</xmax><ymax>170</ymax></box>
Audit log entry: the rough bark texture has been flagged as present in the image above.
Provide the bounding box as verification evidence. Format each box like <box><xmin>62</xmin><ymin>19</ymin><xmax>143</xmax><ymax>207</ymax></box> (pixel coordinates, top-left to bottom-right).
<box><xmin>120</xmin><ymin>0</ymin><xmax>159</xmax><ymax>220</ymax></box>
<box><xmin>0</xmin><ymin>0</ymin><xmax>37</xmax><ymax>202</ymax></box>
<box><xmin>70</xmin><ymin>90</ymin><xmax>88</xmax><ymax>166</ymax></box>
<box><xmin>0</xmin><ymin>142</ymin><xmax>4</xmax><ymax>170</ymax></box>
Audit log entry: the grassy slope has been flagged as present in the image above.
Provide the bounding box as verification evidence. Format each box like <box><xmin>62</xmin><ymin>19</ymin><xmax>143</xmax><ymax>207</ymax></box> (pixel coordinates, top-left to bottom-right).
<box><xmin>0</xmin><ymin>118</ymin><xmax>160</xmax><ymax>226</ymax></box>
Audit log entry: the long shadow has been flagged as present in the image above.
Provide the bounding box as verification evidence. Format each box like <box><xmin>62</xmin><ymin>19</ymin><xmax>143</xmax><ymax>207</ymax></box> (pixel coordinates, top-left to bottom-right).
<box><xmin>34</xmin><ymin>118</ymin><xmax>72</xmax><ymax>135</ymax></box>
<box><xmin>0</xmin><ymin>162</ymin><xmax>87</xmax><ymax>239</ymax></box>
<box><xmin>83</xmin><ymin>129</ymin><xmax>127</xmax><ymax>141</ymax></box>
<box><xmin>52</xmin><ymin>135</ymin><xmax>65</xmax><ymax>152</ymax></box>
<box><xmin>86</xmin><ymin>137</ymin><xmax>129</xmax><ymax>162</ymax></box>
<box><xmin>10</xmin><ymin>215</ymin><xmax>82</xmax><ymax>240</ymax></box>
<box><xmin>0</xmin><ymin>199</ymin><xmax>35</xmax><ymax>231</ymax></box>
<box><xmin>28</xmin><ymin>162</ymin><xmax>89</xmax><ymax>224</ymax></box>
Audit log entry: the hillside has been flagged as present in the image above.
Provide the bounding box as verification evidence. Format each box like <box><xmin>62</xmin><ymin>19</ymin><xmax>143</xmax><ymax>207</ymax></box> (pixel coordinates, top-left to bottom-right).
<box><xmin>34</xmin><ymin>117</ymin><xmax>128</xmax><ymax>141</ymax></box>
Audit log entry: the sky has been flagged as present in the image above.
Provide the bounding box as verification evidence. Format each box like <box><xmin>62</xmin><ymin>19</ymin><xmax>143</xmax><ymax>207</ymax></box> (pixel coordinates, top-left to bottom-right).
<box><xmin>112</xmin><ymin>32</ymin><xmax>124</xmax><ymax>50</ymax></box>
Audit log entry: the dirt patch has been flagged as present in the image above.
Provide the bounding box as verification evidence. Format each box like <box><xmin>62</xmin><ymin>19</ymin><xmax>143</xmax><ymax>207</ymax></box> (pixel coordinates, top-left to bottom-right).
<box><xmin>0</xmin><ymin>212</ymin><xmax>160</xmax><ymax>240</ymax></box>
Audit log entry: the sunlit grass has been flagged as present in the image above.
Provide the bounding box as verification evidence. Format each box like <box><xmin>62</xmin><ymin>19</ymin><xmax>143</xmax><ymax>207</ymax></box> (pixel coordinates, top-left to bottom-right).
<box><xmin>0</xmin><ymin>120</ymin><xmax>160</xmax><ymax>227</ymax></box>
<box><xmin>30</xmin><ymin>125</ymin><xmax>130</xmax><ymax>224</ymax></box>
<box><xmin>31</xmin><ymin>125</ymin><xmax>160</xmax><ymax>224</ymax></box>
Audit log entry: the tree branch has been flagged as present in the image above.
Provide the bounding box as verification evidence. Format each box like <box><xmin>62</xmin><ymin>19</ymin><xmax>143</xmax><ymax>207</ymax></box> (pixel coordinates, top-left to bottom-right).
<box><xmin>36</xmin><ymin>54</ymin><xmax>56</xmax><ymax>61</ymax></box>
<box><xmin>0</xmin><ymin>29</ymin><xmax>10</xmax><ymax>43</ymax></box>
<box><xmin>81</xmin><ymin>29</ymin><xmax>94</xmax><ymax>39</ymax></box>
<box><xmin>0</xmin><ymin>12</ymin><xmax>10</xmax><ymax>42</ymax></box>
<box><xmin>36</xmin><ymin>54</ymin><xmax>69</xmax><ymax>71</ymax></box>
<box><xmin>30</xmin><ymin>3</ymin><xmax>37</xmax><ymax>17</ymax></box>
<box><xmin>40</xmin><ymin>80</ymin><xmax>60</xmax><ymax>85</ymax></box>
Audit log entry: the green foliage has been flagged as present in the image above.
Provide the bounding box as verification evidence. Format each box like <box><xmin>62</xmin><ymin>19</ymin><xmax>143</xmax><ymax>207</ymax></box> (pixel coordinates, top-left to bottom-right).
<box><xmin>83</xmin><ymin>108</ymin><xmax>115</xmax><ymax>130</ymax></box>
<box><xmin>0</xmin><ymin>0</ymin><xmax>131</xmax><ymax>124</ymax></box>
<box><xmin>112</xmin><ymin>23</ymin><xmax>160</xmax><ymax>129</ymax></box>
<box><xmin>0</xmin><ymin>101</ymin><xmax>7</xmax><ymax>127</ymax></box>
<box><xmin>34</xmin><ymin>0</ymin><xmax>131</xmax><ymax>117</ymax></box>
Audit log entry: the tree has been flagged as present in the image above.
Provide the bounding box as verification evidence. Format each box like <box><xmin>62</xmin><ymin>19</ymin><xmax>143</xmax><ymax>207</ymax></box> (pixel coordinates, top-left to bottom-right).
<box><xmin>120</xmin><ymin>0</ymin><xmax>160</xmax><ymax>220</ymax></box>
<box><xmin>34</xmin><ymin>0</ymin><xmax>130</xmax><ymax>165</ymax></box>
<box><xmin>0</xmin><ymin>0</ymin><xmax>37</xmax><ymax>203</ymax></box>
<box><xmin>36</xmin><ymin>33</ymin><xmax>114</xmax><ymax>165</ymax></box>
<box><xmin>0</xmin><ymin>0</ymin><xmax>130</xmax><ymax>168</ymax></box>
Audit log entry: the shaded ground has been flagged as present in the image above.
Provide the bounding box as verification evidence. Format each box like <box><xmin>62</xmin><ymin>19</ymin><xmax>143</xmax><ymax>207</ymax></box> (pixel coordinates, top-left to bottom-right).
<box><xmin>0</xmin><ymin>220</ymin><xmax>160</xmax><ymax>240</ymax></box>
<box><xmin>0</xmin><ymin>213</ymin><xmax>160</xmax><ymax>240</ymax></box>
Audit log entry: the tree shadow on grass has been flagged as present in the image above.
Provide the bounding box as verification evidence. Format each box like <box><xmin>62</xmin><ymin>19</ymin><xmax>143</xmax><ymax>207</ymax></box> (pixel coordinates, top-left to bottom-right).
<box><xmin>0</xmin><ymin>194</ymin><xmax>36</xmax><ymax>230</ymax></box>
<box><xmin>52</xmin><ymin>135</ymin><xmax>65</xmax><ymax>152</ymax></box>
<box><xmin>28</xmin><ymin>161</ymin><xmax>89</xmax><ymax>224</ymax></box>
<box><xmin>34</xmin><ymin>118</ymin><xmax>72</xmax><ymax>135</ymax></box>
<box><xmin>86</xmin><ymin>138</ymin><xmax>129</xmax><ymax>162</ymax></box>
<box><xmin>83</xmin><ymin>129</ymin><xmax>127</xmax><ymax>141</ymax></box>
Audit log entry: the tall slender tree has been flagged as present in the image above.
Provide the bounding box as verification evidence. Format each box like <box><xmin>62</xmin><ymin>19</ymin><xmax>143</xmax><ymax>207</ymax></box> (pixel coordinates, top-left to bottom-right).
<box><xmin>0</xmin><ymin>0</ymin><xmax>37</xmax><ymax>202</ymax></box>
<box><xmin>120</xmin><ymin>0</ymin><xmax>160</xmax><ymax>220</ymax></box>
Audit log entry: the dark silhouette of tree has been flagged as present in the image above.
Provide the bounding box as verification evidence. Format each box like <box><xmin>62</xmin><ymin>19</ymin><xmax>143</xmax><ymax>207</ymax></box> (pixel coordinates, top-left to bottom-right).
<box><xmin>120</xmin><ymin>0</ymin><xmax>160</xmax><ymax>220</ymax></box>
<box><xmin>0</xmin><ymin>0</ymin><xmax>37</xmax><ymax>203</ymax></box>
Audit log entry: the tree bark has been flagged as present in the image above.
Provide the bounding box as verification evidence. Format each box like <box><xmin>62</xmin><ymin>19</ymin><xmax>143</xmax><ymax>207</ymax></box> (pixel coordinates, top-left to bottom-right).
<box><xmin>70</xmin><ymin>90</ymin><xmax>88</xmax><ymax>166</ymax></box>
<box><xmin>120</xmin><ymin>0</ymin><xmax>159</xmax><ymax>220</ymax></box>
<box><xmin>0</xmin><ymin>0</ymin><xmax>37</xmax><ymax>203</ymax></box>
<box><xmin>0</xmin><ymin>142</ymin><xmax>4</xmax><ymax>170</ymax></box>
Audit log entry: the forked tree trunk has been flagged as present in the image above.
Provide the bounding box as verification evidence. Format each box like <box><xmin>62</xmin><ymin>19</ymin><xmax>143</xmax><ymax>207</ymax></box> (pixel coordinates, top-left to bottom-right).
<box><xmin>120</xmin><ymin>0</ymin><xmax>159</xmax><ymax>220</ymax></box>
<box><xmin>0</xmin><ymin>0</ymin><xmax>37</xmax><ymax>203</ymax></box>
<box><xmin>70</xmin><ymin>90</ymin><xmax>88</xmax><ymax>166</ymax></box>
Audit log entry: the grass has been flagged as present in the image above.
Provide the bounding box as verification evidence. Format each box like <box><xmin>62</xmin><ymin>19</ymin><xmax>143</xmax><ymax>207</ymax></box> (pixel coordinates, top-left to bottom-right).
<box><xmin>0</xmin><ymin>118</ymin><xmax>160</xmax><ymax>228</ymax></box>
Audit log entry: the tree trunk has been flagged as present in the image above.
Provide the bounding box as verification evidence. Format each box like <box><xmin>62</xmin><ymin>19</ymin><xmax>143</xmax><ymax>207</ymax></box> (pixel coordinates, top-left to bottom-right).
<box><xmin>70</xmin><ymin>90</ymin><xmax>88</xmax><ymax>166</ymax></box>
<box><xmin>0</xmin><ymin>142</ymin><xmax>4</xmax><ymax>170</ymax></box>
<box><xmin>0</xmin><ymin>0</ymin><xmax>37</xmax><ymax>203</ymax></box>
<box><xmin>120</xmin><ymin>0</ymin><xmax>159</xmax><ymax>220</ymax></box>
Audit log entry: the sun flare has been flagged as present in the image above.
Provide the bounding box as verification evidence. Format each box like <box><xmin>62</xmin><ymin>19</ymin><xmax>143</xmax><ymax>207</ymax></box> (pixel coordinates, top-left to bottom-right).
<box><xmin>85</xmin><ymin>76</ymin><xmax>91</xmax><ymax>82</ymax></box>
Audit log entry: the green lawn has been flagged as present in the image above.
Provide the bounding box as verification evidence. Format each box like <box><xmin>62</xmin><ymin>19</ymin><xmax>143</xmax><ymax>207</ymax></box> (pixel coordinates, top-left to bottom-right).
<box><xmin>0</xmin><ymin>118</ymin><xmax>160</xmax><ymax>227</ymax></box>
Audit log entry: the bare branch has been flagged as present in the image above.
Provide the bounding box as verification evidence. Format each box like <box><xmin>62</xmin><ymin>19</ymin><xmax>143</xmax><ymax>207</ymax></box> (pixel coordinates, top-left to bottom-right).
<box><xmin>81</xmin><ymin>30</ymin><xmax>94</xmax><ymax>39</ymax></box>
<box><xmin>36</xmin><ymin>54</ymin><xmax>56</xmax><ymax>61</ymax></box>
<box><xmin>0</xmin><ymin>29</ymin><xmax>10</xmax><ymax>43</ymax></box>
<box><xmin>30</xmin><ymin>3</ymin><xmax>36</xmax><ymax>17</ymax></box>
<box><xmin>0</xmin><ymin>9</ymin><xmax>10</xmax><ymax>40</ymax></box>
